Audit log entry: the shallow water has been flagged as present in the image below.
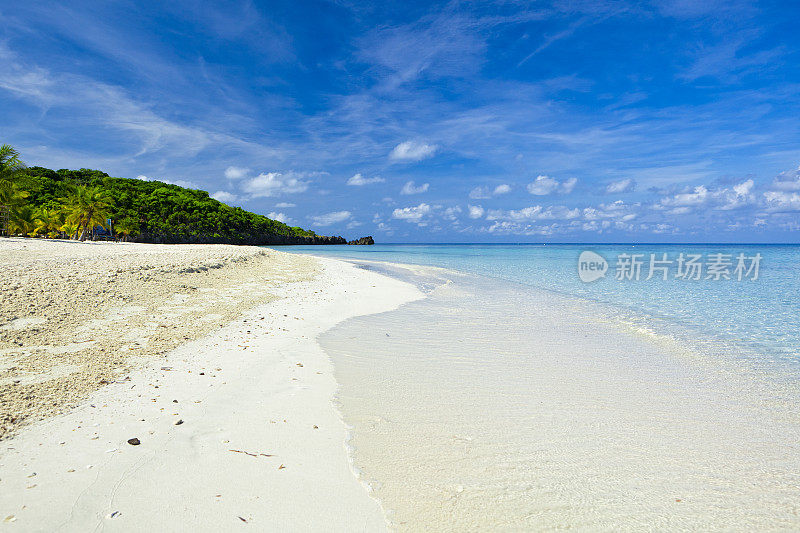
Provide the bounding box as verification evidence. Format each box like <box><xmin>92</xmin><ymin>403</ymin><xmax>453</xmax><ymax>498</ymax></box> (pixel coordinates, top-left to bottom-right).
<box><xmin>278</xmin><ymin>245</ymin><xmax>800</xmax><ymax>530</ymax></box>
<box><xmin>283</xmin><ymin>244</ymin><xmax>800</xmax><ymax>374</ymax></box>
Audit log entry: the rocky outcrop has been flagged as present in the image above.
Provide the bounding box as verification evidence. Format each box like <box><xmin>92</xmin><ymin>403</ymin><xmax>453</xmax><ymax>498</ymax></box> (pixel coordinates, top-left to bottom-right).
<box><xmin>347</xmin><ymin>236</ymin><xmax>374</xmax><ymax>245</ymax></box>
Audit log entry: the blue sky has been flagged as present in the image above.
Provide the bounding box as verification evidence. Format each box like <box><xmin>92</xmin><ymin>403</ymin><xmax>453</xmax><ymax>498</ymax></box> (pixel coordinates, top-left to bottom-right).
<box><xmin>1</xmin><ymin>0</ymin><xmax>800</xmax><ymax>242</ymax></box>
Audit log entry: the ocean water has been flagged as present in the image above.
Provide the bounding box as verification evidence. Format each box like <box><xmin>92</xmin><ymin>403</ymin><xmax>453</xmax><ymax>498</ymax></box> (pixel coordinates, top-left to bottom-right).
<box><xmin>276</xmin><ymin>244</ymin><xmax>800</xmax><ymax>530</ymax></box>
<box><xmin>282</xmin><ymin>244</ymin><xmax>800</xmax><ymax>374</ymax></box>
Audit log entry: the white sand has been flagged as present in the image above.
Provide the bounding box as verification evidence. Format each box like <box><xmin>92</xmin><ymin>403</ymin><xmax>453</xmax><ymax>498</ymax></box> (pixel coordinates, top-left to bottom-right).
<box><xmin>0</xmin><ymin>242</ymin><xmax>422</xmax><ymax>530</ymax></box>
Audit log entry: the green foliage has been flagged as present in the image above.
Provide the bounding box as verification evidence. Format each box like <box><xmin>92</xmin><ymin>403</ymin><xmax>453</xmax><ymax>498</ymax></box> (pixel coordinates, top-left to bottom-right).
<box><xmin>32</xmin><ymin>206</ymin><xmax>65</xmax><ymax>238</ymax></box>
<box><xmin>8</xmin><ymin>204</ymin><xmax>35</xmax><ymax>236</ymax></box>
<box><xmin>3</xmin><ymin>145</ymin><xmax>325</xmax><ymax>243</ymax></box>
<box><xmin>60</xmin><ymin>184</ymin><xmax>114</xmax><ymax>241</ymax></box>
<box><xmin>0</xmin><ymin>144</ymin><xmax>30</xmax><ymax>209</ymax></box>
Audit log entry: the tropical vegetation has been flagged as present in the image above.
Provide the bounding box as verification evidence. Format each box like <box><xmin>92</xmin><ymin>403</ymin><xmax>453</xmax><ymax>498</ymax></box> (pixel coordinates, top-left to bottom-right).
<box><xmin>0</xmin><ymin>144</ymin><xmax>341</xmax><ymax>244</ymax></box>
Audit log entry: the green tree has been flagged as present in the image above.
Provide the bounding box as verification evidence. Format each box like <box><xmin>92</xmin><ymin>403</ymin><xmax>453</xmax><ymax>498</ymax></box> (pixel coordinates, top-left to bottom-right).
<box><xmin>4</xmin><ymin>145</ymin><xmax>335</xmax><ymax>244</ymax></box>
<box><xmin>113</xmin><ymin>217</ymin><xmax>140</xmax><ymax>241</ymax></box>
<box><xmin>0</xmin><ymin>145</ymin><xmax>29</xmax><ymax>235</ymax></box>
<box><xmin>60</xmin><ymin>220</ymin><xmax>80</xmax><ymax>240</ymax></box>
<box><xmin>60</xmin><ymin>185</ymin><xmax>115</xmax><ymax>241</ymax></box>
<box><xmin>8</xmin><ymin>204</ymin><xmax>35</xmax><ymax>236</ymax></box>
<box><xmin>33</xmin><ymin>206</ymin><xmax>64</xmax><ymax>238</ymax></box>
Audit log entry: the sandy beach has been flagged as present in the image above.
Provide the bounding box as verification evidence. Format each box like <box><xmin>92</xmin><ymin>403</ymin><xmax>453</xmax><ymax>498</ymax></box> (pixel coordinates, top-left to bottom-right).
<box><xmin>0</xmin><ymin>239</ymin><xmax>421</xmax><ymax>530</ymax></box>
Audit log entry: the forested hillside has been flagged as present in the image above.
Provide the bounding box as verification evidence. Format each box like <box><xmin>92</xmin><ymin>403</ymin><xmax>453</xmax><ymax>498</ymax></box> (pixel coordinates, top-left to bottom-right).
<box><xmin>0</xmin><ymin>145</ymin><xmax>346</xmax><ymax>244</ymax></box>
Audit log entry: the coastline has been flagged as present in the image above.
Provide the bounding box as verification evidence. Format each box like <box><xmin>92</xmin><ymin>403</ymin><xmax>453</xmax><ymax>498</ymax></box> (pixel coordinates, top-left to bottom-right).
<box><xmin>316</xmin><ymin>257</ymin><xmax>800</xmax><ymax>531</ymax></box>
<box><xmin>0</xmin><ymin>239</ymin><xmax>422</xmax><ymax>530</ymax></box>
<box><xmin>4</xmin><ymin>241</ymin><xmax>800</xmax><ymax>530</ymax></box>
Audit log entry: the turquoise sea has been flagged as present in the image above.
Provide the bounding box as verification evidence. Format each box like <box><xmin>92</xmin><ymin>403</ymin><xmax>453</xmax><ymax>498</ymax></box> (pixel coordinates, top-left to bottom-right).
<box><xmin>283</xmin><ymin>243</ymin><xmax>800</xmax><ymax>375</ymax></box>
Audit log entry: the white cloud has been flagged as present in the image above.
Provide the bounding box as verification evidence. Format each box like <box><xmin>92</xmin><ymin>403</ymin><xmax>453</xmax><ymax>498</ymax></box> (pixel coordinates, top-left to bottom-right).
<box><xmin>733</xmin><ymin>179</ymin><xmax>754</xmax><ymax>196</ymax></box>
<box><xmin>347</xmin><ymin>173</ymin><xmax>385</xmax><ymax>186</ymax></box>
<box><xmin>274</xmin><ymin>202</ymin><xmax>295</xmax><ymax>208</ymax></box>
<box><xmin>224</xmin><ymin>166</ymin><xmax>249</xmax><ymax>180</ymax></box>
<box><xmin>658</xmin><ymin>185</ymin><xmax>709</xmax><ymax>208</ymax></box>
<box><xmin>482</xmin><ymin>221</ymin><xmax>566</xmax><ymax>236</ymax></box>
<box><xmin>605</xmin><ymin>178</ymin><xmax>636</xmax><ymax>194</ymax></box>
<box><xmin>241</xmin><ymin>172</ymin><xmax>310</xmax><ymax>197</ymax></box>
<box><xmin>526</xmin><ymin>175</ymin><xmax>577</xmax><ymax>195</ymax></box>
<box><xmin>212</xmin><ymin>190</ymin><xmax>239</xmax><ymax>204</ymax></box>
<box><xmin>487</xmin><ymin>205</ymin><xmax>581</xmax><ymax>222</ymax></box>
<box><xmin>442</xmin><ymin>206</ymin><xmax>462</xmax><ymax>220</ymax></box>
<box><xmin>483</xmin><ymin>201</ymin><xmax>639</xmax><ymax>235</ymax></box>
<box><xmin>562</xmin><ymin>178</ymin><xmax>578</xmax><ymax>193</ymax></box>
<box><xmin>527</xmin><ymin>176</ymin><xmax>557</xmax><ymax>195</ymax></box>
<box><xmin>493</xmin><ymin>184</ymin><xmax>511</xmax><ymax>195</ymax></box>
<box><xmin>310</xmin><ymin>210</ymin><xmax>352</xmax><ymax>226</ymax></box>
<box><xmin>720</xmin><ymin>179</ymin><xmax>755</xmax><ymax>210</ymax></box>
<box><xmin>401</xmin><ymin>181</ymin><xmax>429</xmax><ymax>195</ymax></box>
<box><xmin>582</xmin><ymin>201</ymin><xmax>639</xmax><ymax>227</ymax></box>
<box><xmin>764</xmin><ymin>191</ymin><xmax>800</xmax><ymax>212</ymax></box>
<box><xmin>267</xmin><ymin>212</ymin><xmax>292</xmax><ymax>223</ymax></box>
<box><xmin>656</xmin><ymin>180</ymin><xmax>754</xmax><ymax>212</ymax></box>
<box><xmin>468</xmin><ymin>205</ymin><xmax>485</xmax><ymax>219</ymax></box>
<box><xmin>389</xmin><ymin>141</ymin><xmax>438</xmax><ymax>162</ymax></box>
<box><xmin>772</xmin><ymin>166</ymin><xmax>800</xmax><ymax>191</ymax></box>
<box><xmin>392</xmin><ymin>203</ymin><xmax>432</xmax><ymax>224</ymax></box>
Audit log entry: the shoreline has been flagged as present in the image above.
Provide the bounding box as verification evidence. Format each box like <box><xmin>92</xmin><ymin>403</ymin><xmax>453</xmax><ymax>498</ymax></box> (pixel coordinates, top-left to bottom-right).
<box><xmin>0</xmin><ymin>239</ymin><xmax>422</xmax><ymax>530</ymax></box>
<box><xmin>284</xmin><ymin>250</ymin><xmax>800</xmax><ymax>396</ymax></box>
<box><xmin>318</xmin><ymin>256</ymin><xmax>800</xmax><ymax>530</ymax></box>
<box><xmin>4</xmin><ymin>240</ymin><xmax>799</xmax><ymax>530</ymax></box>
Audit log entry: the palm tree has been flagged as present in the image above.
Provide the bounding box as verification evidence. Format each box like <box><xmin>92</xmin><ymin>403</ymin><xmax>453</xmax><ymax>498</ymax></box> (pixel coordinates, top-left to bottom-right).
<box><xmin>0</xmin><ymin>144</ymin><xmax>26</xmax><ymax>181</ymax></box>
<box><xmin>60</xmin><ymin>185</ymin><xmax>114</xmax><ymax>240</ymax></box>
<box><xmin>33</xmin><ymin>207</ymin><xmax>64</xmax><ymax>238</ymax></box>
<box><xmin>60</xmin><ymin>220</ymin><xmax>80</xmax><ymax>240</ymax></box>
<box><xmin>8</xmin><ymin>204</ymin><xmax>36</xmax><ymax>236</ymax></box>
<box><xmin>0</xmin><ymin>144</ymin><xmax>28</xmax><ymax>236</ymax></box>
<box><xmin>113</xmin><ymin>217</ymin><xmax>140</xmax><ymax>241</ymax></box>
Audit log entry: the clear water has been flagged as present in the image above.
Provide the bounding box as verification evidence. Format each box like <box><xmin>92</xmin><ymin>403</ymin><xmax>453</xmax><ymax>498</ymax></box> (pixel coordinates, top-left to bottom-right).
<box><xmin>274</xmin><ymin>244</ymin><xmax>800</xmax><ymax>530</ymax></box>
<box><xmin>279</xmin><ymin>244</ymin><xmax>800</xmax><ymax>376</ymax></box>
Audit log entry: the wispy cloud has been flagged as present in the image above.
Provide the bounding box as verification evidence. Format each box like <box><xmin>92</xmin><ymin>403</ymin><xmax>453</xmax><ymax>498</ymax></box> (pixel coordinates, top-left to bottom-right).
<box><xmin>2</xmin><ymin>0</ymin><xmax>798</xmax><ymax>241</ymax></box>
<box><xmin>469</xmin><ymin>184</ymin><xmax>512</xmax><ymax>199</ymax></box>
<box><xmin>517</xmin><ymin>17</ymin><xmax>588</xmax><ymax>68</ymax></box>
<box><xmin>347</xmin><ymin>173</ymin><xmax>385</xmax><ymax>186</ymax></box>
<box><xmin>605</xmin><ymin>178</ymin><xmax>636</xmax><ymax>194</ymax></box>
<box><xmin>310</xmin><ymin>210</ymin><xmax>352</xmax><ymax>226</ymax></box>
